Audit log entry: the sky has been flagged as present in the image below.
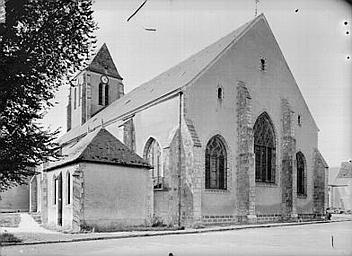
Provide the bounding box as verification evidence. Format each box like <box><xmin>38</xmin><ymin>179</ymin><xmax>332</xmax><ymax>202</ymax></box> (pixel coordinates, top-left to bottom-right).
<box><xmin>42</xmin><ymin>0</ymin><xmax>352</xmax><ymax>168</ymax></box>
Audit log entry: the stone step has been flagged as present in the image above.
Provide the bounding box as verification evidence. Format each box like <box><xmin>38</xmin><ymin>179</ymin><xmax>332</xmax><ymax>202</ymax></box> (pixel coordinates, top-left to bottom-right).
<box><xmin>30</xmin><ymin>212</ymin><xmax>42</xmax><ymax>224</ymax></box>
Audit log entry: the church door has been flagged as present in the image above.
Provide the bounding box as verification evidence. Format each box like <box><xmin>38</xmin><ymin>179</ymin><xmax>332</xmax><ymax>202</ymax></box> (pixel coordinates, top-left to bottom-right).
<box><xmin>57</xmin><ymin>173</ymin><xmax>63</xmax><ymax>226</ymax></box>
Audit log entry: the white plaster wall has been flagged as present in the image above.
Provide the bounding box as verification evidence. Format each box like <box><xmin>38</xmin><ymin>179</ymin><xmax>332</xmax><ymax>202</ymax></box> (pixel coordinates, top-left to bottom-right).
<box><xmin>134</xmin><ymin>96</ymin><xmax>179</xmax><ymax>157</ymax></box>
<box><xmin>105</xmin><ymin>124</ymin><xmax>124</xmax><ymax>142</ymax></box>
<box><xmin>82</xmin><ymin>163</ymin><xmax>152</xmax><ymax>230</ymax></box>
<box><xmin>185</xmin><ymin>18</ymin><xmax>319</xmax><ymax>216</ymax></box>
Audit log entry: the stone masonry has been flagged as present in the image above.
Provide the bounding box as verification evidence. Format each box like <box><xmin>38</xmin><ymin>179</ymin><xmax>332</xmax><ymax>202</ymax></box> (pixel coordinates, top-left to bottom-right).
<box><xmin>281</xmin><ymin>98</ymin><xmax>297</xmax><ymax>220</ymax></box>
<box><xmin>313</xmin><ymin>149</ymin><xmax>328</xmax><ymax>216</ymax></box>
<box><xmin>123</xmin><ymin>118</ymin><xmax>136</xmax><ymax>152</ymax></box>
<box><xmin>236</xmin><ymin>81</ymin><xmax>256</xmax><ymax>222</ymax></box>
<box><xmin>72</xmin><ymin>167</ymin><xmax>84</xmax><ymax>232</ymax></box>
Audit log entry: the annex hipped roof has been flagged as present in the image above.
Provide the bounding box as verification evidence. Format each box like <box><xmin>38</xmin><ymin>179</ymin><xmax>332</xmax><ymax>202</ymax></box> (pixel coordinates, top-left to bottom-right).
<box><xmin>60</xmin><ymin>14</ymin><xmax>262</xmax><ymax>144</ymax></box>
<box><xmin>46</xmin><ymin>129</ymin><xmax>151</xmax><ymax>171</ymax></box>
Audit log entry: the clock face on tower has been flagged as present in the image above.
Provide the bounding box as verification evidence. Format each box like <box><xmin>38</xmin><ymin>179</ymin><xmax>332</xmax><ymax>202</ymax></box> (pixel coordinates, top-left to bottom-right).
<box><xmin>71</xmin><ymin>78</ymin><xmax>78</xmax><ymax>86</ymax></box>
<box><xmin>101</xmin><ymin>75</ymin><xmax>109</xmax><ymax>84</ymax></box>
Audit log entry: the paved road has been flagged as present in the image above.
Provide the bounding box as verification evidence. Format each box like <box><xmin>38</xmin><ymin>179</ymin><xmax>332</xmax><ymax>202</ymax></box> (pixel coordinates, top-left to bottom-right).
<box><xmin>1</xmin><ymin>221</ymin><xmax>351</xmax><ymax>256</ymax></box>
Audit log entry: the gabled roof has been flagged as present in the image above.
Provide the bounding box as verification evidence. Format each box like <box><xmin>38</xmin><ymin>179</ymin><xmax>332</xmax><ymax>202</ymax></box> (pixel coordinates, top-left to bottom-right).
<box><xmin>60</xmin><ymin>15</ymin><xmax>261</xmax><ymax>144</ymax></box>
<box><xmin>87</xmin><ymin>43</ymin><xmax>123</xmax><ymax>79</ymax></box>
<box><xmin>60</xmin><ymin>13</ymin><xmax>319</xmax><ymax>145</ymax></box>
<box><xmin>46</xmin><ymin>129</ymin><xmax>151</xmax><ymax>171</ymax></box>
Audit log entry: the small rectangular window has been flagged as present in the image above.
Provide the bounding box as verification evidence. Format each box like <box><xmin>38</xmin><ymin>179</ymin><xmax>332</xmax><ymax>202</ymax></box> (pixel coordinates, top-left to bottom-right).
<box><xmin>217</xmin><ymin>87</ymin><xmax>223</xmax><ymax>99</ymax></box>
<box><xmin>260</xmin><ymin>58</ymin><xmax>266</xmax><ymax>71</ymax></box>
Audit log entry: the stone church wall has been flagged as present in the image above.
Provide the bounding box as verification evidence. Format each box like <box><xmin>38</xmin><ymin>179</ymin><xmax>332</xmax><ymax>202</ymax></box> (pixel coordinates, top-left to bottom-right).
<box><xmin>183</xmin><ymin>17</ymin><xmax>321</xmax><ymax>223</ymax></box>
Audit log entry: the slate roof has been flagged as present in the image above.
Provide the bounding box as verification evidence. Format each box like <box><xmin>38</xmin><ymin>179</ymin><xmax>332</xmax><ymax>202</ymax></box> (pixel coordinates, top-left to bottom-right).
<box><xmin>60</xmin><ymin>15</ymin><xmax>261</xmax><ymax>144</ymax></box>
<box><xmin>87</xmin><ymin>43</ymin><xmax>123</xmax><ymax>79</ymax></box>
<box><xmin>46</xmin><ymin>129</ymin><xmax>151</xmax><ymax>171</ymax></box>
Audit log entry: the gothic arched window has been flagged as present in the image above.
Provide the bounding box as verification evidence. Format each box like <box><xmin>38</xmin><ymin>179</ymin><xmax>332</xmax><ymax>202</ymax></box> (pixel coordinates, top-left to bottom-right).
<box><xmin>145</xmin><ymin>138</ymin><xmax>162</xmax><ymax>189</ymax></box>
<box><xmin>205</xmin><ymin>135</ymin><xmax>227</xmax><ymax>190</ymax></box>
<box><xmin>74</xmin><ymin>87</ymin><xmax>77</xmax><ymax>109</ymax></box>
<box><xmin>66</xmin><ymin>172</ymin><xmax>71</xmax><ymax>205</ymax></box>
<box><xmin>98</xmin><ymin>83</ymin><xmax>103</xmax><ymax>105</ymax></box>
<box><xmin>105</xmin><ymin>84</ymin><xmax>109</xmax><ymax>106</ymax></box>
<box><xmin>296</xmin><ymin>152</ymin><xmax>306</xmax><ymax>196</ymax></box>
<box><xmin>254</xmin><ymin>112</ymin><xmax>276</xmax><ymax>183</ymax></box>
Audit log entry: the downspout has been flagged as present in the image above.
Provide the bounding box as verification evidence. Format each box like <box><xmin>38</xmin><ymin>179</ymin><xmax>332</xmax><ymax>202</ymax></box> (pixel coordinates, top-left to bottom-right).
<box><xmin>178</xmin><ymin>91</ymin><xmax>183</xmax><ymax>227</ymax></box>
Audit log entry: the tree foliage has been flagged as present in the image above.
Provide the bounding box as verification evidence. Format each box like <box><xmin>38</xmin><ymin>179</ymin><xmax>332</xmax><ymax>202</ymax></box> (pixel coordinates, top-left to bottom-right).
<box><xmin>0</xmin><ymin>0</ymin><xmax>97</xmax><ymax>191</ymax></box>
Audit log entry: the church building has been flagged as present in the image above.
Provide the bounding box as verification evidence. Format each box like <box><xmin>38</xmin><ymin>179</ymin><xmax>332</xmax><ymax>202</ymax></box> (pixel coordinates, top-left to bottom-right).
<box><xmin>31</xmin><ymin>14</ymin><xmax>328</xmax><ymax>231</ymax></box>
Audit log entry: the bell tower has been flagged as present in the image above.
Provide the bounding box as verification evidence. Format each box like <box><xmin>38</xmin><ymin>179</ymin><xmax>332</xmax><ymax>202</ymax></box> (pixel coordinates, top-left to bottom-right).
<box><xmin>67</xmin><ymin>43</ymin><xmax>124</xmax><ymax>131</ymax></box>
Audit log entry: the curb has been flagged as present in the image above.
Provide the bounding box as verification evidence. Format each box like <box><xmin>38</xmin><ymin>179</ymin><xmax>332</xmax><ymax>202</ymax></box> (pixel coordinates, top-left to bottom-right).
<box><xmin>1</xmin><ymin>219</ymin><xmax>350</xmax><ymax>247</ymax></box>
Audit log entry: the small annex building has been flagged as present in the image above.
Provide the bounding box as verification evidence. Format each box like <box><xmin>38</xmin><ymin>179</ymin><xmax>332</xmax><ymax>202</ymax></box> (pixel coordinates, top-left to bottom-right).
<box><xmin>29</xmin><ymin>13</ymin><xmax>328</xmax><ymax>230</ymax></box>
<box><xmin>328</xmin><ymin>161</ymin><xmax>352</xmax><ymax>212</ymax></box>
<box><xmin>40</xmin><ymin>128</ymin><xmax>152</xmax><ymax>231</ymax></box>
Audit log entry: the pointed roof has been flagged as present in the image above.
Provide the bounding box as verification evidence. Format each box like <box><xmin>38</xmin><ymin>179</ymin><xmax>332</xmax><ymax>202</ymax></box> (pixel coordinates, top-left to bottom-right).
<box><xmin>46</xmin><ymin>129</ymin><xmax>150</xmax><ymax>171</ymax></box>
<box><xmin>87</xmin><ymin>43</ymin><xmax>123</xmax><ymax>79</ymax></box>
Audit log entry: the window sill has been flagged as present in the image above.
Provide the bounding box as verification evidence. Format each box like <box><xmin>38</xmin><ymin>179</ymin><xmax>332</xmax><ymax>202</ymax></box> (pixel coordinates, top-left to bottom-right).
<box><xmin>204</xmin><ymin>189</ymin><xmax>230</xmax><ymax>194</ymax></box>
<box><xmin>297</xmin><ymin>194</ymin><xmax>307</xmax><ymax>199</ymax></box>
<box><xmin>256</xmin><ymin>182</ymin><xmax>278</xmax><ymax>187</ymax></box>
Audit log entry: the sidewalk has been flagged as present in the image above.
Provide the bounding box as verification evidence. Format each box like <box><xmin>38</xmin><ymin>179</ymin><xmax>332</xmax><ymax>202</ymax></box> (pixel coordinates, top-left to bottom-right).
<box><xmin>1</xmin><ymin>213</ymin><xmax>351</xmax><ymax>247</ymax></box>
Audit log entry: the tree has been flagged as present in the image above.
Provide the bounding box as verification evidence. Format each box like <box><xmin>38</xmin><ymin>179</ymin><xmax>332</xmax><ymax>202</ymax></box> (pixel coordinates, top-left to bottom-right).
<box><xmin>0</xmin><ymin>0</ymin><xmax>97</xmax><ymax>191</ymax></box>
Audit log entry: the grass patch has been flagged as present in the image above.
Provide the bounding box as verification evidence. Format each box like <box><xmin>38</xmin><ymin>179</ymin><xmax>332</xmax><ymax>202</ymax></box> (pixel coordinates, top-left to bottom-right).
<box><xmin>0</xmin><ymin>232</ymin><xmax>22</xmax><ymax>244</ymax></box>
<box><xmin>0</xmin><ymin>213</ymin><xmax>21</xmax><ymax>227</ymax></box>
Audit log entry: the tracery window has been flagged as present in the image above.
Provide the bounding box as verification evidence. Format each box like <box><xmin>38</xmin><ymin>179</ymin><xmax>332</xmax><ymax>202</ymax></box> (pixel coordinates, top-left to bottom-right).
<box><xmin>254</xmin><ymin>112</ymin><xmax>276</xmax><ymax>183</ymax></box>
<box><xmin>205</xmin><ymin>135</ymin><xmax>227</xmax><ymax>190</ymax></box>
<box><xmin>296</xmin><ymin>152</ymin><xmax>306</xmax><ymax>196</ymax></box>
<box><xmin>145</xmin><ymin>138</ymin><xmax>162</xmax><ymax>189</ymax></box>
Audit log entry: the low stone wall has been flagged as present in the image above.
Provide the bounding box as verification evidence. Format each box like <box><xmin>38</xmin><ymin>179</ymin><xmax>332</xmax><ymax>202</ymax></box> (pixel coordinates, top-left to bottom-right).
<box><xmin>256</xmin><ymin>214</ymin><xmax>281</xmax><ymax>223</ymax></box>
<box><xmin>202</xmin><ymin>215</ymin><xmax>240</xmax><ymax>225</ymax></box>
<box><xmin>298</xmin><ymin>213</ymin><xmax>325</xmax><ymax>221</ymax></box>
